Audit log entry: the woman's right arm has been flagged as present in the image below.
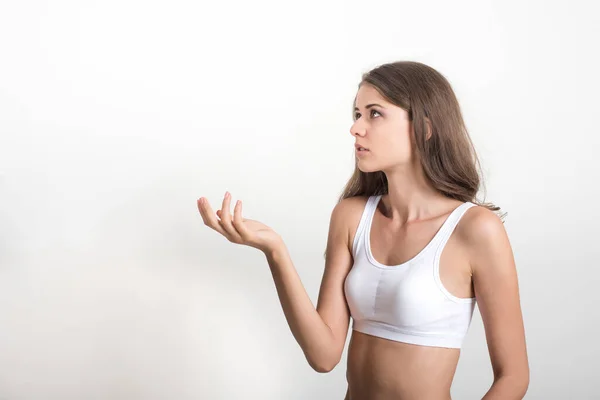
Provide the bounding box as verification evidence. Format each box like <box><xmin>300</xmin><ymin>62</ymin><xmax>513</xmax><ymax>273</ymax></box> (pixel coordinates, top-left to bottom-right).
<box><xmin>264</xmin><ymin>200</ymin><xmax>354</xmax><ymax>373</ymax></box>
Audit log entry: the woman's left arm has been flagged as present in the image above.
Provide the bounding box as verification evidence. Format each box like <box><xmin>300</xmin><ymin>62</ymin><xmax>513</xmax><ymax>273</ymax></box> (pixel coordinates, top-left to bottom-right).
<box><xmin>462</xmin><ymin>207</ymin><xmax>530</xmax><ymax>400</ymax></box>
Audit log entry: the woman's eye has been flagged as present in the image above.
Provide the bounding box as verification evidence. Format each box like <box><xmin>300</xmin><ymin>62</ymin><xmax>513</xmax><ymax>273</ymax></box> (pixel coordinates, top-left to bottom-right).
<box><xmin>354</xmin><ymin>109</ymin><xmax>381</xmax><ymax>120</ymax></box>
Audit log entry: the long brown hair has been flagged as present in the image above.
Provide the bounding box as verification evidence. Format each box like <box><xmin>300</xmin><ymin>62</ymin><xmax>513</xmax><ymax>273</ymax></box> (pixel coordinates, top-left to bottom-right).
<box><xmin>336</xmin><ymin>62</ymin><xmax>504</xmax><ymax>231</ymax></box>
<box><xmin>326</xmin><ymin>61</ymin><xmax>504</xmax><ymax>259</ymax></box>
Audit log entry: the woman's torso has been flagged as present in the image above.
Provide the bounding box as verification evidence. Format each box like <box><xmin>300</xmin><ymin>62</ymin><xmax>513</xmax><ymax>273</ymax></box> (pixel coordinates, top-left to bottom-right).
<box><xmin>342</xmin><ymin>195</ymin><xmax>477</xmax><ymax>400</ymax></box>
<box><xmin>345</xmin><ymin>331</ymin><xmax>459</xmax><ymax>400</ymax></box>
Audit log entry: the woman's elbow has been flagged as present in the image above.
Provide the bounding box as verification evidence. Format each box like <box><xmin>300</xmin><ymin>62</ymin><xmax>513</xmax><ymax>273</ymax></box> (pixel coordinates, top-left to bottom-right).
<box><xmin>308</xmin><ymin>355</ymin><xmax>339</xmax><ymax>373</ymax></box>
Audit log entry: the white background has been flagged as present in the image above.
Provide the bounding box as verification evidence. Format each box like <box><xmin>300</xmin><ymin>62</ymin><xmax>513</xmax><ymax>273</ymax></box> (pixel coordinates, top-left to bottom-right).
<box><xmin>1</xmin><ymin>0</ymin><xmax>598</xmax><ymax>398</ymax></box>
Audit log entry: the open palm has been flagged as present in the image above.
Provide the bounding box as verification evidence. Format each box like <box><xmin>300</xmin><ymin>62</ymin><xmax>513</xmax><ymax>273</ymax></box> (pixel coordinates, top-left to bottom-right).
<box><xmin>197</xmin><ymin>192</ymin><xmax>283</xmax><ymax>254</ymax></box>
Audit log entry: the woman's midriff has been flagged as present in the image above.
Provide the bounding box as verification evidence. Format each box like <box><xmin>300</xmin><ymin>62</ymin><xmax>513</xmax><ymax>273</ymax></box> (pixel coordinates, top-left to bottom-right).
<box><xmin>344</xmin><ymin>330</ymin><xmax>460</xmax><ymax>400</ymax></box>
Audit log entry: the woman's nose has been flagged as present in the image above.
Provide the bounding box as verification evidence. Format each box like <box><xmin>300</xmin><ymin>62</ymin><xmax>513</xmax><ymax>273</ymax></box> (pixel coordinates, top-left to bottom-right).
<box><xmin>350</xmin><ymin>123</ymin><xmax>365</xmax><ymax>137</ymax></box>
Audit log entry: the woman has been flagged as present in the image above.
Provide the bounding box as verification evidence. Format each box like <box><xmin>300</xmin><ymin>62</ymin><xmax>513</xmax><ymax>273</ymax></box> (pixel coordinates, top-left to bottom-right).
<box><xmin>197</xmin><ymin>61</ymin><xmax>529</xmax><ymax>399</ymax></box>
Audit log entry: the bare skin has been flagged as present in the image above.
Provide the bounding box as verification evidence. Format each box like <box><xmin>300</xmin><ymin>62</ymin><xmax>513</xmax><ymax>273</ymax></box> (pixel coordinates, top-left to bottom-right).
<box><xmin>198</xmin><ymin>82</ymin><xmax>528</xmax><ymax>399</ymax></box>
<box><xmin>199</xmin><ymin>185</ymin><xmax>528</xmax><ymax>399</ymax></box>
<box><xmin>336</xmin><ymin>83</ymin><xmax>528</xmax><ymax>398</ymax></box>
<box><xmin>341</xmin><ymin>194</ymin><xmax>474</xmax><ymax>400</ymax></box>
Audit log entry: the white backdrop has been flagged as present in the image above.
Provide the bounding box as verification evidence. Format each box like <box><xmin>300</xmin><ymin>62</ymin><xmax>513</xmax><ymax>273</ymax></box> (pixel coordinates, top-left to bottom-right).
<box><xmin>1</xmin><ymin>0</ymin><xmax>598</xmax><ymax>399</ymax></box>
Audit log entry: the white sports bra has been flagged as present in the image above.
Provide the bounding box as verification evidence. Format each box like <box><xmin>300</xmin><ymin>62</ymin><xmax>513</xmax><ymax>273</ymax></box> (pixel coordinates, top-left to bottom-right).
<box><xmin>344</xmin><ymin>194</ymin><xmax>478</xmax><ymax>349</ymax></box>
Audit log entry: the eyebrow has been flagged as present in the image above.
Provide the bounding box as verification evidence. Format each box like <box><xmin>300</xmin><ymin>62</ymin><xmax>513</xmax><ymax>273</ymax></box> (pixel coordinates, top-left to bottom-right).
<box><xmin>354</xmin><ymin>103</ymin><xmax>384</xmax><ymax>111</ymax></box>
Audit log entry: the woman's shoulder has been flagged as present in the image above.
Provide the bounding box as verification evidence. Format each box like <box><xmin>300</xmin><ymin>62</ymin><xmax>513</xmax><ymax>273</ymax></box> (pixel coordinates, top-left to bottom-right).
<box><xmin>331</xmin><ymin>196</ymin><xmax>373</xmax><ymax>249</ymax></box>
<box><xmin>456</xmin><ymin>203</ymin><xmax>507</xmax><ymax>256</ymax></box>
<box><xmin>334</xmin><ymin>195</ymin><xmax>371</xmax><ymax>217</ymax></box>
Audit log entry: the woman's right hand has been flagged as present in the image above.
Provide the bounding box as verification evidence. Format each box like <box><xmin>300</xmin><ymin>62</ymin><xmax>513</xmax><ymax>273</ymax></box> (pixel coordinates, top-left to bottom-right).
<box><xmin>197</xmin><ymin>191</ymin><xmax>284</xmax><ymax>255</ymax></box>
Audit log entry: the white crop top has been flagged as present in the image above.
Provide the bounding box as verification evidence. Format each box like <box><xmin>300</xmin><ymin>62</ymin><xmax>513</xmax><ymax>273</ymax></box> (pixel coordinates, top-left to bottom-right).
<box><xmin>344</xmin><ymin>194</ymin><xmax>478</xmax><ymax>349</ymax></box>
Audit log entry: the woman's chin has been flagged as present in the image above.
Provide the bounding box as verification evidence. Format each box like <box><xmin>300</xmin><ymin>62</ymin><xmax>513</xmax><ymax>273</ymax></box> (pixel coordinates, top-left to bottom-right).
<box><xmin>357</xmin><ymin>164</ymin><xmax>375</xmax><ymax>173</ymax></box>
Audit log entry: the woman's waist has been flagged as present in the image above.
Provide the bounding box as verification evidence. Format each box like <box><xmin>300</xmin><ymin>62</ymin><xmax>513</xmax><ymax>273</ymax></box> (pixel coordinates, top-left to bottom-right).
<box><xmin>346</xmin><ymin>330</ymin><xmax>460</xmax><ymax>397</ymax></box>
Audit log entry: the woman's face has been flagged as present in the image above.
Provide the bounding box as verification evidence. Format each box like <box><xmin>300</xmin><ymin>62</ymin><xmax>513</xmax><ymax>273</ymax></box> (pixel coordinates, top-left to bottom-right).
<box><xmin>350</xmin><ymin>83</ymin><xmax>415</xmax><ymax>173</ymax></box>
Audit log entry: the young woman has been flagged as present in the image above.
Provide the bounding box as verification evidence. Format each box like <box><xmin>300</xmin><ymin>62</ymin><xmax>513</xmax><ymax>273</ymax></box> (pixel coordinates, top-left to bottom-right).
<box><xmin>197</xmin><ymin>61</ymin><xmax>529</xmax><ymax>400</ymax></box>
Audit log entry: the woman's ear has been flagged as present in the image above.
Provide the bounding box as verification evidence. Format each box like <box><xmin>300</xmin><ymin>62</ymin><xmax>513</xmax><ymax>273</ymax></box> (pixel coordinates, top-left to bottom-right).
<box><xmin>425</xmin><ymin>117</ymin><xmax>433</xmax><ymax>141</ymax></box>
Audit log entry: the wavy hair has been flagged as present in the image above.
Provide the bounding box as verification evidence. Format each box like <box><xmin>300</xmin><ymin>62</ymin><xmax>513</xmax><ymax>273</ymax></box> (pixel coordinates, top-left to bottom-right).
<box><xmin>340</xmin><ymin>61</ymin><xmax>503</xmax><ymax>213</ymax></box>
<box><xmin>326</xmin><ymin>61</ymin><xmax>505</xmax><ymax>258</ymax></box>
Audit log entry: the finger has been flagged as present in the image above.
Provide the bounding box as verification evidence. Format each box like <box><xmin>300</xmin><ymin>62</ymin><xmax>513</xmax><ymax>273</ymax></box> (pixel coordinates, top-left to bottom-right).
<box><xmin>218</xmin><ymin>209</ymin><xmax>244</xmax><ymax>225</ymax></box>
<box><xmin>232</xmin><ymin>199</ymin><xmax>250</xmax><ymax>238</ymax></box>
<box><xmin>220</xmin><ymin>193</ymin><xmax>230</xmax><ymax>222</ymax></box>
<box><xmin>197</xmin><ymin>197</ymin><xmax>229</xmax><ymax>237</ymax></box>
<box><xmin>218</xmin><ymin>208</ymin><xmax>243</xmax><ymax>222</ymax></box>
<box><xmin>219</xmin><ymin>192</ymin><xmax>243</xmax><ymax>242</ymax></box>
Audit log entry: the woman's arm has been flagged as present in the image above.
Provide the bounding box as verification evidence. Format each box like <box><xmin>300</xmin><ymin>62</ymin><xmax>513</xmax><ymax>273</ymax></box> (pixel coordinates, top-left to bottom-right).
<box><xmin>198</xmin><ymin>192</ymin><xmax>353</xmax><ymax>372</ymax></box>
<box><xmin>461</xmin><ymin>206</ymin><xmax>530</xmax><ymax>399</ymax></box>
<box><xmin>265</xmin><ymin>200</ymin><xmax>353</xmax><ymax>372</ymax></box>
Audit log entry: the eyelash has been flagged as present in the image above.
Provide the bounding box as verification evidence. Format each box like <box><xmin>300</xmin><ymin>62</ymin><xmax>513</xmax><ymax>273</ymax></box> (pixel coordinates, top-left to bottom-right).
<box><xmin>354</xmin><ymin>109</ymin><xmax>381</xmax><ymax>120</ymax></box>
